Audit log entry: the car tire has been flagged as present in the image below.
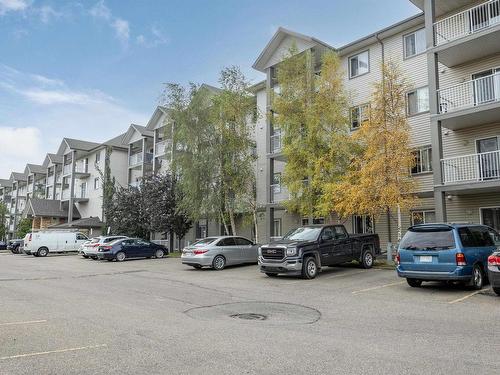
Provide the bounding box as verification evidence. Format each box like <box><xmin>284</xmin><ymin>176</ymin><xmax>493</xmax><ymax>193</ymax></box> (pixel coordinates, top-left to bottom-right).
<box><xmin>115</xmin><ymin>251</ymin><xmax>126</xmax><ymax>262</ymax></box>
<box><xmin>469</xmin><ymin>264</ymin><xmax>484</xmax><ymax>290</ymax></box>
<box><xmin>91</xmin><ymin>256</ymin><xmax>98</xmax><ymax>260</ymax></box>
<box><xmin>37</xmin><ymin>247</ymin><xmax>49</xmax><ymax>257</ymax></box>
<box><xmin>155</xmin><ymin>249</ymin><xmax>165</xmax><ymax>259</ymax></box>
<box><xmin>361</xmin><ymin>249</ymin><xmax>374</xmax><ymax>269</ymax></box>
<box><xmin>265</xmin><ymin>273</ymin><xmax>278</xmax><ymax>277</ymax></box>
<box><xmin>302</xmin><ymin>257</ymin><xmax>318</xmax><ymax>279</ymax></box>
<box><xmin>212</xmin><ymin>255</ymin><xmax>226</xmax><ymax>270</ymax></box>
<box><xmin>493</xmin><ymin>287</ymin><xmax>500</xmax><ymax>296</ymax></box>
<box><xmin>406</xmin><ymin>278</ymin><xmax>422</xmax><ymax>288</ymax></box>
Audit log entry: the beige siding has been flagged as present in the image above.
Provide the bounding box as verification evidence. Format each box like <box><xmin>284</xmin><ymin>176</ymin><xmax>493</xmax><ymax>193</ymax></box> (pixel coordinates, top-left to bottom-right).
<box><xmin>266</xmin><ymin>36</ymin><xmax>316</xmax><ymax>69</ymax></box>
<box><xmin>438</xmin><ymin>54</ymin><xmax>500</xmax><ymax>89</ymax></box>
<box><xmin>442</xmin><ymin>122</ymin><xmax>500</xmax><ymax>158</ymax></box>
<box><xmin>446</xmin><ymin>193</ymin><xmax>500</xmax><ymax>225</ymax></box>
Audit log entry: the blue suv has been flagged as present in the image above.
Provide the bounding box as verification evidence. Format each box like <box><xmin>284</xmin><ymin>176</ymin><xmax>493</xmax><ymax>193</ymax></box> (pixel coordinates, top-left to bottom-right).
<box><xmin>397</xmin><ymin>224</ymin><xmax>500</xmax><ymax>289</ymax></box>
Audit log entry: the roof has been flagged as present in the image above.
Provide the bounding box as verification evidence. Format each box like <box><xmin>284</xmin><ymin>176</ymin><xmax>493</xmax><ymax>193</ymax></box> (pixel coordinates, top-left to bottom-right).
<box><xmin>0</xmin><ymin>179</ymin><xmax>13</xmax><ymax>188</ymax></box>
<box><xmin>26</xmin><ymin>199</ymin><xmax>81</xmax><ymax>219</ymax></box>
<box><xmin>98</xmin><ymin>132</ymin><xmax>127</xmax><ymax>149</ymax></box>
<box><xmin>50</xmin><ymin>216</ymin><xmax>103</xmax><ymax>229</ymax></box>
<box><xmin>25</xmin><ymin>164</ymin><xmax>47</xmax><ymax>175</ymax></box>
<box><xmin>10</xmin><ymin>172</ymin><xmax>27</xmax><ymax>182</ymax></box>
<box><xmin>248</xmin><ymin>80</ymin><xmax>266</xmax><ymax>93</ymax></box>
<box><xmin>145</xmin><ymin>106</ymin><xmax>169</xmax><ymax>131</ymax></box>
<box><xmin>57</xmin><ymin>138</ymin><xmax>101</xmax><ymax>155</ymax></box>
<box><xmin>42</xmin><ymin>153</ymin><xmax>63</xmax><ymax>168</ymax></box>
<box><xmin>122</xmin><ymin>124</ymin><xmax>153</xmax><ymax>144</ymax></box>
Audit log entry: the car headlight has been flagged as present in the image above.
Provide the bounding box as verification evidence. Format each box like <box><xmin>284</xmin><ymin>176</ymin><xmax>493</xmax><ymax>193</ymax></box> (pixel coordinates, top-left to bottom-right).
<box><xmin>286</xmin><ymin>247</ymin><xmax>297</xmax><ymax>256</ymax></box>
<box><xmin>258</xmin><ymin>247</ymin><xmax>262</xmax><ymax>256</ymax></box>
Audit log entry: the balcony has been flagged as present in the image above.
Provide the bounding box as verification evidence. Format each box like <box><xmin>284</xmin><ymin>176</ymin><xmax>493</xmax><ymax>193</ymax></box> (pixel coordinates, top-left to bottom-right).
<box><xmin>437</xmin><ymin>72</ymin><xmax>500</xmax><ymax>129</ymax></box>
<box><xmin>433</xmin><ymin>0</ymin><xmax>500</xmax><ymax>66</ymax></box>
<box><xmin>74</xmin><ymin>162</ymin><xmax>89</xmax><ymax>177</ymax></box>
<box><xmin>154</xmin><ymin>140</ymin><xmax>172</xmax><ymax>157</ymax></box>
<box><xmin>441</xmin><ymin>150</ymin><xmax>500</xmax><ymax>188</ymax></box>
<box><xmin>63</xmin><ymin>164</ymin><xmax>72</xmax><ymax>176</ymax></box>
<box><xmin>270</xmin><ymin>184</ymin><xmax>289</xmax><ymax>204</ymax></box>
<box><xmin>61</xmin><ymin>189</ymin><xmax>88</xmax><ymax>201</ymax></box>
<box><xmin>270</xmin><ymin>131</ymin><xmax>282</xmax><ymax>154</ymax></box>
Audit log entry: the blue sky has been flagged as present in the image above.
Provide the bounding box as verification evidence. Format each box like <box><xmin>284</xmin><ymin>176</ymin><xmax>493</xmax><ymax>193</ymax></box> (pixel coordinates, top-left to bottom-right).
<box><xmin>0</xmin><ymin>0</ymin><xmax>419</xmax><ymax>177</ymax></box>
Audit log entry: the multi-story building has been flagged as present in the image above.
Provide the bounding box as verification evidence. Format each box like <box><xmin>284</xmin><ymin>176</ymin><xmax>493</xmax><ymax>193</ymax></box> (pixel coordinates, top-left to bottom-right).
<box><xmin>122</xmin><ymin>124</ymin><xmax>154</xmax><ymax>188</ymax></box>
<box><xmin>42</xmin><ymin>153</ymin><xmax>63</xmax><ymax>200</ymax></box>
<box><xmin>24</xmin><ymin>164</ymin><xmax>47</xmax><ymax>201</ymax></box>
<box><xmin>0</xmin><ymin>179</ymin><xmax>13</xmax><ymax>240</ymax></box>
<box><xmin>8</xmin><ymin>172</ymin><xmax>28</xmax><ymax>237</ymax></box>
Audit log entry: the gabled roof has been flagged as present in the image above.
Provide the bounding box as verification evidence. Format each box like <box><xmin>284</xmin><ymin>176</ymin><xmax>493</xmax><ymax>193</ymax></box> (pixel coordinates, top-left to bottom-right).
<box><xmin>0</xmin><ymin>179</ymin><xmax>13</xmax><ymax>188</ymax></box>
<box><xmin>10</xmin><ymin>172</ymin><xmax>27</xmax><ymax>182</ymax></box>
<box><xmin>200</xmin><ymin>83</ymin><xmax>222</xmax><ymax>94</ymax></box>
<box><xmin>97</xmin><ymin>132</ymin><xmax>128</xmax><ymax>149</ymax></box>
<box><xmin>122</xmin><ymin>124</ymin><xmax>153</xmax><ymax>144</ymax></box>
<box><xmin>145</xmin><ymin>106</ymin><xmax>169</xmax><ymax>131</ymax></box>
<box><xmin>50</xmin><ymin>216</ymin><xmax>102</xmax><ymax>229</ymax></box>
<box><xmin>253</xmin><ymin>27</ymin><xmax>335</xmax><ymax>72</ymax></box>
<box><xmin>25</xmin><ymin>164</ymin><xmax>47</xmax><ymax>175</ymax></box>
<box><xmin>56</xmin><ymin>138</ymin><xmax>101</xmax><ymax>155</ymax></box>
<box><xmin>26</xmin><ymin>199</ymin><xmax>80</xmax><ymax>219</ymax></box>
<box><xmin>42</xmin><ymin>153</ymin><xmax>63</xmax><ymax>168</ymax></box>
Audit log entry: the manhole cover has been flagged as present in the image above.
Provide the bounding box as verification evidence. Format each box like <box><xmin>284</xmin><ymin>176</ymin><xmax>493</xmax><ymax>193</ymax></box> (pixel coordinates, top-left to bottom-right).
<box><xmin>185</xmin><ymin>301</ymin><xmax>321</xmax><ymax>325</ymax></box>
<box><xmin>230</xmin><ymin>313</ymin><xmax>268</xmax><ymax>321</ymax></box>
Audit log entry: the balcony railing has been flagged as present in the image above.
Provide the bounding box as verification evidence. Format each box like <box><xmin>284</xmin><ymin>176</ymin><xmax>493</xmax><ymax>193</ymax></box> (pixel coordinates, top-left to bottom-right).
<box><xmin>47</xmin><ymin>175</ymin><xmax>55</xmax><ymax>185</ymax></box>
<box><xmin>270</xmin><ymin>131</ymin><xmax>282</xmax><ymax>154</ymax></box>
<box><xmin>438</xmin><ymin>72</ymin><xmax>500</xmax><ymax>114</ymax></box>
<box><xmin>74</xmin><ymin>162</ymin><xmax>88</xmax><ymax>174</ymax></box>
<box><xmin>441</xmin><ymin>150</ymin><xmax>500</xmax><ymax>184</ymax></box>
<box><xmin>270</xmin><ymin>184</ymin><xmax>289</xmax><ymax>203</ymax></box>
<box><xmin>129</xmin><ymin>153</ymin><xmax>143</xmax><ymax>166</ymax></box>
<box><xmin>434</xmin><ymin>0</ymin><xmax>500</xmax><ymax>46</ymax></box>
<box><xmin>63</xmin><ymin>164</ymin><xmax>72</xmax><ymax>175</ymax></box>
<box><xmin>61</xmin><ymin>189</ymin><xmax>88</xmax><ymax>200</ymax></box>
<box><xmin>154</xmin><ymin>140</ymin><xmax>172</xmax><ymax>156</ymax></box>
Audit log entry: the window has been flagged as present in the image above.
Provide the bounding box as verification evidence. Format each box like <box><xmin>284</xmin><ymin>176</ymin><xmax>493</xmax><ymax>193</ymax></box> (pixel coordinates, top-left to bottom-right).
<box><xmin>404</xmin><ymin>28</ymin><xmax>426</xmax><ymax>58</ymax></box>
<box><xmin>349</xmin><ymin>51</ymin><xmax>369</xmax><ymax>78</ymax></box>
<box><xmin>407</xmin><ymin>87</ymin><xmax>429</xmax><ymax>115</ymax></box>
<box><xmin>313</xmin><ymin>218</ymin><xmax>325</xmax><ymax>225</ymax></box>
<box><xmin>459</xmin><ymin>227</ymin><xmax>495</xmax><ymax>247</ymax></box>
<box><xmin>350</xmin><ymin>104</ymin><xmax>370</xmax><ymax>129</ymax></box>
<box><xmin>272</xmin><ymin>173</ymin><xmax>282</xmax><ymax>193</ymax></box>
<box><xmin>273</xmin><ymin>219</ymin><xmax>282</xmax><ymax>237</ymax></box>
<box><xmin>301</xmin><ymin>218</ymin><xmax>309</xmax><ymax>226</ymax></box>
<box><xmin>321</xmin><ymin>227</ymin><xmax>335</xmax><ymax>241</ymax></box>
<box><xmin>411</xmin><ymin>210</ymin><xmax>436</xmax><ymax>225</ymax></box>
<box><xmin>333</xmin><ymin>226</ymin><xmax>348</xmax><ymax>239</ymax></box>
<box><xmin>217</xmin><ymin>237</ymin><xmax>236</xmax><ymax>247</ymax></box>
<box><xmin>400</xmin><ymin>228</ymin><xmax>455</xmax><ymax>250</ymax></box>
<box><xmin>94</xmin><ymin>177</ymin><xmax>100</xmax><ymax>190</ymax></box>
<box><xmin>235</xmin><ymin>237</ymin><xmax>253</xmax><ymax>246</ymax></box>
<box><xmin>95</xmin><ymin>151</ymin><xmax>101</xmax><ymax>165</ymax></box>
<box><xmin>411</xmin><ymin>146</ymin><xmax>432</xmax><ymax>174</ymax></box>
<box><xmin>353</xmin><ymin>215</ymin><xmax>374</xmax><ymax>234</ymax></box>
<box><xmin>76</xmin><ymin>233</ymin><xmax>88</xmax><ymax>240</ymax></box>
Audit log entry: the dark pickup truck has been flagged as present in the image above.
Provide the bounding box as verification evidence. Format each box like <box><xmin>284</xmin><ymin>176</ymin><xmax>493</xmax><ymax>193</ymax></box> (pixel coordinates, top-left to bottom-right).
<box><xmin>259</xmin><ymin>224</ymin><xmax>380</xmax><ymax>279</ymax></box>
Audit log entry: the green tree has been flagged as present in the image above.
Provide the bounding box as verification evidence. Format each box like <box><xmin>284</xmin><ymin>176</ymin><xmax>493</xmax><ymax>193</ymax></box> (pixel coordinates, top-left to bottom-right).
<box><xmin>325</xmin><ymin>61</ymin><xmax>417</xmax><ymax>239</ymax></box>
<box><xmin>16</xmin><ymin>218</ymin><xmax>32</xmax><ymax>239</ymax></box>
<box><xmin>95</xmin><ymin>146</ymin><xmax>116</xmax><ymax>232</ymax></box>
<box><xmin>272</xmin><ymin>46</ymin><xmax>351</xmax><ymax>218</ymax></box>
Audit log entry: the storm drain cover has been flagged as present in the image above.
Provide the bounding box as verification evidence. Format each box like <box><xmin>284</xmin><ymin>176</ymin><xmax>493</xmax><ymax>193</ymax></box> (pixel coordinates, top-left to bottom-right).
<box><xmin>185</xmin><ymin>301</ymin><xmax>321</xmax><ymax>325</ymax></box>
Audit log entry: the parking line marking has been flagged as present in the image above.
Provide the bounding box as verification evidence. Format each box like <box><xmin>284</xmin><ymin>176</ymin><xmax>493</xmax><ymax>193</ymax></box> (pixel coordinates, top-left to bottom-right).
<box><xmin>352</xmin><ymin>281</ymin><xmax>406</xmax><ymax>294</ymax></box>
<box><xmin>0</xmin><ymin>344</ymin><xmax>108</xmax><ymax>360</ymax></box>
<box><xmin>448</xmin><ymin>289</ymin><xmax>487</xmax><ymax>305</ymax></box>
<box><xmin>0</xmin><ymin>320</ymin><xmax>47</xmax><ymax>327</ymax></box>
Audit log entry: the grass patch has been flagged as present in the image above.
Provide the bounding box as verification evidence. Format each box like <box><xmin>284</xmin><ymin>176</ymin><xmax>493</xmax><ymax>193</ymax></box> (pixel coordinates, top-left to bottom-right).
<box><xmin>168</xmin><ymin>251</ymin><xmax>182</xmax><ymax>258</ymax></box>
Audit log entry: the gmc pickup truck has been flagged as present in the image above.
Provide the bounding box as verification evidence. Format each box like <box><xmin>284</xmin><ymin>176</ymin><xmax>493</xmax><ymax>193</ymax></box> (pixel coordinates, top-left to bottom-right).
<box><xmin>259</xmin><ymin>224</ymin><xmax>380</xmax><ymax>279</ymax></box>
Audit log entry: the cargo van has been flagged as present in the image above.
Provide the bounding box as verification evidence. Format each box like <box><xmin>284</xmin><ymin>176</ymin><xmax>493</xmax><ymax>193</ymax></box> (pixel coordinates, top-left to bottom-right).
<box><xmin>26</xmin><ymin>231</ymin><xmax>89</xmax><ymax>257</ymax></box>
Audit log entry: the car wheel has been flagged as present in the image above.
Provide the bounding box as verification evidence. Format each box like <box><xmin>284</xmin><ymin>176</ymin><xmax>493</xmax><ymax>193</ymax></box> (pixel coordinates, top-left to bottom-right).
<box><xmin>212</xmin><ymin>255</ymin><xmax>226</xmax><ymax>270</ymax></box>
<box><xmin>361</xmin><ymin>250</ymin><xmax>374</xmax><ymax>269</ymax></box>
<box><xmin>155</xmin><ymin>249</ymin><xmax>165</xmax><ymax>259</ymax></box>
<box><xmin>37</xmin><ymin>247</ymin><xmax>49</xmax><ymax>257</ymax></box>
<box><xmin>406</xmin><ymin>278</ymin><xmax>422</xmax><ymax>288</ymax></box>
<box><xmin>115</xmin><ymin>251</ymin><xmax>126</xmax><ymax>262</ymax></box>
<box><xmin>493</xmin><ymin>287</ymin><xmax>500</xmax><ymax>296</ymax></box>
<box><xmin>302</xmin><ymin>257</ymin><xmax>318</xmax><ymax>279</ymax></box>
<box><xmin>265</xmin><ymin>273</ymin><xmax>278</xmax><ymax>277</ymax></box>
<box><xmin>469</xmin><ymin>264</ymin><xmax>484</xmax><ymax>290</ymax></box>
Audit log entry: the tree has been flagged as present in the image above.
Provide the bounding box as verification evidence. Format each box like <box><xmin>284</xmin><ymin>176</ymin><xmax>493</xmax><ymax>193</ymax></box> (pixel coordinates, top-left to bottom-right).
<box><xmin>323</xmin><ymin>61</ymin><xmax>417</xmax><ymax>239</ymax></box>
<box><xmin>107</xmin><ymin>187</ymin><xmax>149</xmax><ymax>238</ymax></box>
<box><xmin>95</xmin><ymin>146</ymin><xmax>116</xmax><ymax>233</ymax></box>
<box><xmin>16</xmin><ymin>218</ymin><xmax>32</xmax><ymax>239</ymax></box>
<box><xmin>141</xmin><ymin>173</ymin><xmax>176</xmax><ymax>235</ymax></box>
<box><xmin>0</xmin><ymin>202</ymin><xmax>7</xmax><ymax>240</ymax></box>
<box><xmin>272</xmin><ymin>46</ymin><xmax>351</xmax><ymax>218</ymax></box>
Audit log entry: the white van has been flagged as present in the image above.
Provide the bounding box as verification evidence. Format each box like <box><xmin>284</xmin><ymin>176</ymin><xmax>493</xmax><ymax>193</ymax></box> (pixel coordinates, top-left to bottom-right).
<box><xmin>26</xmin><ymin>231</ymin><xmax>89</xmax><ymax>257</ymax></box>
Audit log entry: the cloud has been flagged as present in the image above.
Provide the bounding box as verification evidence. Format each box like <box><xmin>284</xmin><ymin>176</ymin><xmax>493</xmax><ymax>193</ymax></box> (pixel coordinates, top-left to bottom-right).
<box><xmin>0</xmin><ymin>126</ymin><xmax>44</xmax><ymax>176</ymax></box>
<box><xmin>0</xmin><ymin>64</ymin><xmax>149</xmax><ymax>178</ymax></box>
<box><xmin>90</xmin><ymin>0</ymin><xmax>130</xmax><ymax>45</ymax></box>
<box><xmin>38</xmin><ymin>5</ymin><xmax>63</xmax><ymax>24</ymax></box>
<box><xmin>0</xmin><ymin>0</ymin><xmax>29</xmax><ymax>16</ymax></box>
<box><xmin>136</xmin><ymin>26</ymin><xmax>169</xmax><ymax>48</ymax></box>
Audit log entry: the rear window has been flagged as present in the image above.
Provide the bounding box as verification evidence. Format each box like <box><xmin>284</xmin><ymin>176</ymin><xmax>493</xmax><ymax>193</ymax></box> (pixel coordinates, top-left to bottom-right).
<box><xmin>192</xmin><ymin>237</ymin><xmax>217</xmax><ymax>246</ymax></box>
<box><xmin>400</xmin><ymin>228</ymin><xmax>455</xmax><ymax>250</ymax></box>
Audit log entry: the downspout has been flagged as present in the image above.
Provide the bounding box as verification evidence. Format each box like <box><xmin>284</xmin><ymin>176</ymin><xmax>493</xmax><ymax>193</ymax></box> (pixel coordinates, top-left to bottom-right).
<box><xmin>375</xmin><ymin>32</ymin><xmax>392</xmax><ymax>245</ymax></box>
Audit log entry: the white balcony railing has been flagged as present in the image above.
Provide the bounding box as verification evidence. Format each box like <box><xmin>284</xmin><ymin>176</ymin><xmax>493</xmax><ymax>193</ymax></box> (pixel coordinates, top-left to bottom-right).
<box><xmin>129</xmin><ymin>153</ymin><xmax>143</xmax><ymax>166</ymax></box>
<box><xmin>47</xmin><ymin>175</ymin><xmax>54</xmax><ymax>185</ymax></box>
<box><xmin>434</xmin><ymin>0</ymin><xmax>500</xmax><ymax>46</ymax></box>
<box><xmin>63</xmin><ymin>164</ymin><xmax>72</xmax><ymax>175</ymax></box>
<box><xmin>74</xmin><ymin>162</ymin><xmax>88</xmax><ymax>174</ymax></box>
<box><xmin>61</xmin><ymin>189</ymin><xmax>88</xmax><ymax>200</ymax></box>
<box><xmin>438</xmin><ymin>72</ymin><xmax>500</xmax><ymax>114</ymax></box>
<box><xmin>270</xmin><ymin>131</ymin><xmax>282</xmax><ymax>154</ymax></box>
<box><xmin>154</xmin><ymin>140</ymin><xmax>172</xmax><ymax>157</ymax></box>
<box><xmin>270</xmin><ymin>184</ymin><xmax>289</xmax><ymax>203</ymax></box>
<box><xmin>441</xmin><ymin>150</ymin><xmax>500</xmax><ymax>184</ymax></box>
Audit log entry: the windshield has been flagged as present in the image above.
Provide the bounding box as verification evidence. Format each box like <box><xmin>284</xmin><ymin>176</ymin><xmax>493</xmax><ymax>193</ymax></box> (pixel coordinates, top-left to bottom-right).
<box><xmin>283</xmin><ymin>227</ymin><xmax>322</xmax><ymax>242</ymax></box>
<box><xmin>400</xmin><ymin>228</ymin><xmax>456</xmax><ymax>250</ymax></box>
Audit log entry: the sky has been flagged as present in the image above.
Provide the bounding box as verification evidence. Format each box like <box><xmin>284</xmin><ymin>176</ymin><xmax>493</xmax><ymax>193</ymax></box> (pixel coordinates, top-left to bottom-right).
<box><xmin>0</xmin><ymin>0</ymin><xmax>420</xmax><ymax>178</ymax></box>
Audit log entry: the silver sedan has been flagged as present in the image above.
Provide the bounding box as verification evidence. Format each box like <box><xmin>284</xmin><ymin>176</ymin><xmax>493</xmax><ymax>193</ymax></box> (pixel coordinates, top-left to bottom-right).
<box><xmin>181</xmin><ymin>236</ymin><xmax>259</xmax><ymax>270</ymax></box>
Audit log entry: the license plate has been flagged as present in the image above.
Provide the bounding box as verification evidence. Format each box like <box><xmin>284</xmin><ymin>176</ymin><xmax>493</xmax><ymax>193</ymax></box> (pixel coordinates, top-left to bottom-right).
<box><xmin>420</xmin><ymin>256</ymin><xmax>433</xmax><ymax>263</ymax></box>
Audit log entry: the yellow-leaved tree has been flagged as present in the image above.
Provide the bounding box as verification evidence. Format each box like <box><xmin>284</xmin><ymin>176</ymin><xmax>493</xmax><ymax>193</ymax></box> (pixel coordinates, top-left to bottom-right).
<box><xmin>321</xmin><ymin>61</ymin><xmax>417</xmax><ymax>240</ymax></box>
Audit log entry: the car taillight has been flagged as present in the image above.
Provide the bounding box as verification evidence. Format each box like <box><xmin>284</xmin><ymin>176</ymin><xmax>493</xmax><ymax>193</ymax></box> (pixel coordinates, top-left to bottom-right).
<box><xmin>456</xmin><ymin>253</ymin><xmax>467</xmax><ymax>266</ymax></box>
<box><xmin>91</xmin><ymin>243</ymin><xmax>100</xmax><ymax>247</ymax></box>
<box><xmin>193</xmin><ymin>249</ymin><xmax>208</xmax><ymax>255</ymax></box>
<box><xmin>99</xmin><ymin>246</ymin><xmax>112</xmax><ymax>252</ymax></box>
<box><xmin>488</xmin><ymin>254</ymin><xmax>500</xmax><ymax>266</ymax></box>
<box><xmin>395</xmin><ymin>252</ymin><xmax>400</xmax><ymax>265</ymax></box>
<box><xmin>28</xmin><ymin>233</ymin><xmax>32</xmax><ymax>241</ymax></box>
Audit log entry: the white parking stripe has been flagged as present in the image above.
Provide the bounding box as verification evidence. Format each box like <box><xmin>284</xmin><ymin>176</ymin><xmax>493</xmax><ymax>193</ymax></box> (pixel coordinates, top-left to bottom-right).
<box><xmin>352</xmin><ymin>281</ymin><xmax>406</xmax><ymax>294</ymax></box>
<box><xmin>448</xmin><ymin>289</ymin><xmax>488</xmax><ymax>304</ymax></box>
<box><xmin>0</xmin><ymin>320</ymin><xmax>47</xmax><ymax>327</ymax></box>
<box><xmin>0</xmin><ymin>344</ymin><xmax>108</xmax><ymax>360</ymax></box>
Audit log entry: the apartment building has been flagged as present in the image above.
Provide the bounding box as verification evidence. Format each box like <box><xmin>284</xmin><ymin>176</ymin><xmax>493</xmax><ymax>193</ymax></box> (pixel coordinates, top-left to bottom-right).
<box><xmin>251</xmin><ymin>0</ymin><xmax>500</xmax><ymax>246</ymax></box>
<box><xmin>7</xmin><ymin>172</ymin><xmax>28</xmax><ymax>237</ymax></box>
<box><xmin>42</xmin><ymin>153</ymin><xmax>63</xmax><ymax>200</ymax></box>
<box><xmin>0</xmin><ymin>179</ymin><xmax>13</xmax><ymax>240</ymax></box>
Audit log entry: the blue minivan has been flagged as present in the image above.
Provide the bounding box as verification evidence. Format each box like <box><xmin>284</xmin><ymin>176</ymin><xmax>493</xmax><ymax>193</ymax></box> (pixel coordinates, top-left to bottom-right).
<box><xmin>397</xmin><ymin>224</ymin><xmax>500</xmax><ymax>289</ymax></box>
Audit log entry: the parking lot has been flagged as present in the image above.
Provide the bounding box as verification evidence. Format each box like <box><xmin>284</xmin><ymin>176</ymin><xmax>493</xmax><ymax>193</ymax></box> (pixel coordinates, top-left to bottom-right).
<box><xmin>1</xmin><ymin>252</ymin><xmax>499</xmax><ymax>375</ymax></box>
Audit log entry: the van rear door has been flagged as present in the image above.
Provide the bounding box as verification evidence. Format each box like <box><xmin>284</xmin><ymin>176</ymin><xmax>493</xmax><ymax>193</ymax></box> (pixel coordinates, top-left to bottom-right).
<box><xmin>399</xmin><ymin>226</ymin><xmax>458</xmax><ymax>273</ymax></box>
